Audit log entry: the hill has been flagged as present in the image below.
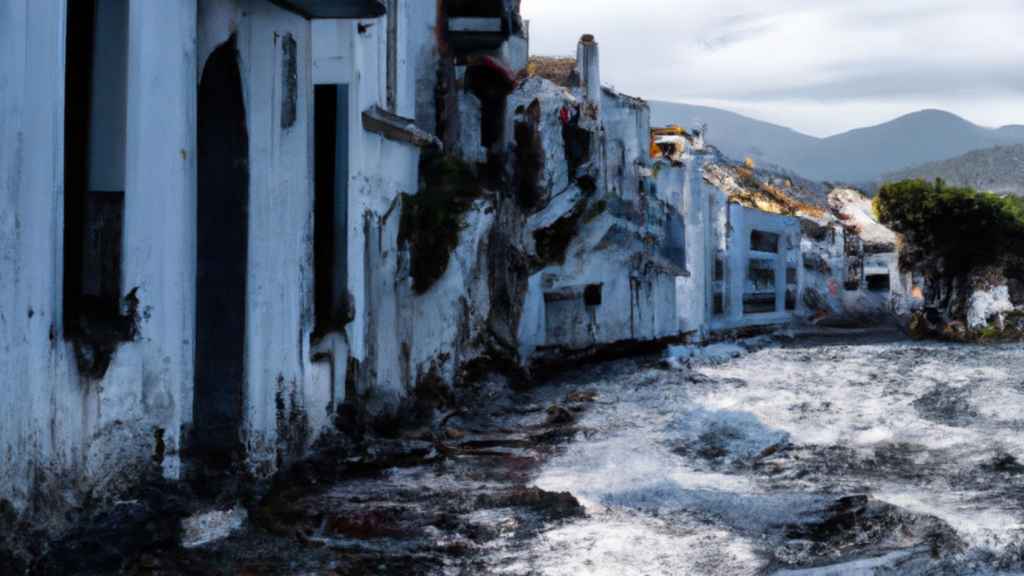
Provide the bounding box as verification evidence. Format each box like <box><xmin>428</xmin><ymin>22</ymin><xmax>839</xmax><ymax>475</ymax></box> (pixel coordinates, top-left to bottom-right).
<box><xmin>882</xmin><ymin>144</ymin><xmax>1024</xmax><ymax>197</ymax></box>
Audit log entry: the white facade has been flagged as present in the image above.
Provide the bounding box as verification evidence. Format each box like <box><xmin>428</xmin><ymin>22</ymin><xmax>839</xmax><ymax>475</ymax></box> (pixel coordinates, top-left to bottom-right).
<box><xmin>709</xmin><ymin>203</ymin><xmax>805</xmax><ymax>331</ymax></box>
<box><xmin>0</xmin><ymin>0</ymin><xmax>409</xmax><ymax>517</ymax></box>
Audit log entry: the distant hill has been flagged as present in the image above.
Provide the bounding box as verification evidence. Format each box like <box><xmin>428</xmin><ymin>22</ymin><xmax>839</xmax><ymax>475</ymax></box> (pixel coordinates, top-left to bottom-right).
<box><xmin>882</xmin><ymin>144</ymin><xmax>1024</xmax><ymax>197</ymax></box>
<box><xmin>649</xmin><ymin>103</ymin><xmax>1024</xmax><ymax>185</ymax></box>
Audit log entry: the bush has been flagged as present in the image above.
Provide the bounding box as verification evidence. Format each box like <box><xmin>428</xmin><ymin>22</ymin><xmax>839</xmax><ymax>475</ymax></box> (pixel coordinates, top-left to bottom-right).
<box><xmin>873</xmin><ymin>179</ymin><xmax>1024</xmax><ymax>275</ymax></box>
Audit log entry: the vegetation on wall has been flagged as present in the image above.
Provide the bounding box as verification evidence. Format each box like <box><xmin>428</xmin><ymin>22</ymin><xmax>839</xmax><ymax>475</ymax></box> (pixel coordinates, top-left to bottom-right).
<box><xmin>873</xmin><ymin>178</ymin><xmax>1024</xmax><ymax>275</ymax></box>
<box><xmin>400</xmin><ymin>151</ymin><xmax>482</xmax><ymax>294</ymax></box>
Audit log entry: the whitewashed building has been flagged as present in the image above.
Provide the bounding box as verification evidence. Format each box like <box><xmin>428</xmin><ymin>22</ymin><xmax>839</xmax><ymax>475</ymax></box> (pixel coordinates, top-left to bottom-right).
<box><xmin>0</xmin><ymin>0</ymin><xmax>468</xmax><ymax>517</ymax></box>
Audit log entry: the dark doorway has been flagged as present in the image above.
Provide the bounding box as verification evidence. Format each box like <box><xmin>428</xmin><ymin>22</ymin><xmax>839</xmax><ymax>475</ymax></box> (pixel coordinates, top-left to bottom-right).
<box><xmin>194</xmin><ymin>38</ymin><xmax>249</xmax><ymax>471</ymax></box>
<box><xmin>313</xmin><ymin>84</ymin><xmax>350</xmax><ymax>338</ymax></box>
<box><xmin>63</xmin><ymin>0</ymin><xmax>131</xmax><ymax>379</ymax></box>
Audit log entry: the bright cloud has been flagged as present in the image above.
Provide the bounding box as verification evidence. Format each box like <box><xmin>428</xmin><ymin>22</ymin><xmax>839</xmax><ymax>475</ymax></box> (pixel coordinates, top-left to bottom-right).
<box><xmin>521</xmin><ymin>0</ymin><xmax>1024</xmax><ymax>136</ymax></box>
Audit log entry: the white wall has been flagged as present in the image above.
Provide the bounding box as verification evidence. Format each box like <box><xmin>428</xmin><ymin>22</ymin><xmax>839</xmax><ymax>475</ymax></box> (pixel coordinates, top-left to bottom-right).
<box><xmin>0</xmin><ymin>0</ymin><xmax>71</xmax><ymax>515</ymax></box>
<box><xmin>312</xmin><ymin>2</ymin><xmax>426</xmax><ymax>416</ymax></box>
<box><xmin>197</xmin><ymin>0</ymin><xmax>330</xmax><ymax>475</ymax></box>
<box><xmin>0</xmin><ymin>0</ymin><xmax>346</xmax><ymax>514</ymax></box>
<box><xmin>711</xmin><ymin>204</ymin><xmax>803</xmax><ymax>331</ymax></box>
<box><xmin>669</xmin><ymin>153</ymin><xmax>715</xmax><ymax>336</ymax></box>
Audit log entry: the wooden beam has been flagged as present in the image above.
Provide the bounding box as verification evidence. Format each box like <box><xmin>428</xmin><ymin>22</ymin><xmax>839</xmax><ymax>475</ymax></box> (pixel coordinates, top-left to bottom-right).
<box><xmin>362</xmin><ymin>106</ymin><xmax>442</xmax><ymax>149</ymax></box>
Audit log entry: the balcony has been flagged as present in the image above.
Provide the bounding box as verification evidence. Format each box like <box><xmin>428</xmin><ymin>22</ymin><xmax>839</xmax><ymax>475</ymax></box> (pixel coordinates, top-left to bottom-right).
<box><xmin>445</xmin><ymin>0</ymin><xmax>517</xmax><ymax>53</ymax></box>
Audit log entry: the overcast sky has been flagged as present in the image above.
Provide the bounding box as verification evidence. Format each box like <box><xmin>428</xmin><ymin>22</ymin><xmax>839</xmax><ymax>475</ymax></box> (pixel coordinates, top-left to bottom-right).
<box><xmin>520</xmin><ymin>0</ymin><xmax>1024</xmax><ymax>137</ymax></box>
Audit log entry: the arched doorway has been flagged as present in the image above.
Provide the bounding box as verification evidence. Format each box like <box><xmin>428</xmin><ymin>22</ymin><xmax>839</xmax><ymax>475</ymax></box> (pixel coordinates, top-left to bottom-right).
<box><xmin>194</xmin><ymin>37</ymin><xmax>249</xmax><ymax>471</ymax></box>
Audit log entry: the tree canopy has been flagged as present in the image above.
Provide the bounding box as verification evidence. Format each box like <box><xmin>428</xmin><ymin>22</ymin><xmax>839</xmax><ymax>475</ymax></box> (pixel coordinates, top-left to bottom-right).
<box><xmin>873</xmin><ymin>179</ymin><xmax>1024</xmax><ymax>274</ymax></box>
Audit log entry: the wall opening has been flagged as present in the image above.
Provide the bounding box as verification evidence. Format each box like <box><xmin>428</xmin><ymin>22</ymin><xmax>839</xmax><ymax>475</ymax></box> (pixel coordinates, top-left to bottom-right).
<box><xmin>712</xmin><ymin>253</ymin><xmax>726</xmax><ymax>316</ymax></box>
<box><xmin>750</xmin><ymin>230</ymin><xmax>780</xmax><ymax>253</ymax></box>
<box><xmin>313</xmin><ymin>84</ymin><xmax>351</xmax><ymax>337</ymax></box>
<box><xmin>465</xmin><ymin>59</ymin><xmax>515</xmax><ymax>185</ymax></box>
<box><xmin>194</xmin><ymin>37</ymin><xmax>250</xmax><ymax>472</ymax></box>
<box><xmin>744</xmin><ymin>258</ymin><xmax>777</xmax><ymax>314</ymax></box>
<box><xmin>867</xmin><ymin>274</ymin><xmax>891</xmax><ymax>293</ymax></box>
<box><xmin>785</xmin><ymin>267</ymin><xmax>798</xmax><ymax>311</ymax></box>
<box><xmin>63</xmin><ymin>0</ymin><xmax>131</xmax><ymax>378</ymax></box>
<box><xmin>584</xmin><ymin>284</ymin><xmax>602</xmax><ymax>307</ymax></box>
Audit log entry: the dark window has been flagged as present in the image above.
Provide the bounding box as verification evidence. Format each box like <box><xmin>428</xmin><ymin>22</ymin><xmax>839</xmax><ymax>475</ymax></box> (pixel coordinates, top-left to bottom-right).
<box><xmin>386</xmin><ymin>0</ymin><xmax>398</xmax><ymax>112</ymax></box>
<box><xmin>750</xmin><ymin>230</ymin><xmax>780</xmax><ymax>253</ymax></box>
<box><xmin>786</xmin><ymin>267</ymin><xmax>798</xmax><ymax>284</ymax></box>
<box><xmin>313</xmin><ymin>84</ymin><xmax>351</xmax><ymax>336</ymax></box>
<box><xmin>747</xmin><ymin>258</ymin><xmax>776</xmax><ymax>293</ymax></box>
<box><xmin>713</xmin><ymin>293</ymin><xmax>725</xmax><ymax>315</ymax></box>
<box><xmin>744</xmin><ymin>294</ymin><xmax>777</xmax><ymax>315</ymax></box>
<box><xmin>280</xmin><ymin>34</ymin><xmax>298</xmax><ymax>129</ymax></box>
<box><xmin>745</xmin><ymin>258</ymin><xmax>777</xmax><ymax>314</ymax></box>
<box><xmin>785</xmin><ymin>288</ymin><xmax>797</xmax><ymax>311</ymax></box>
<box><xmin>63</xmin><ymin>0</ymin><xmax>130</xmax><ymax>372</ymax></box>
<box><xmin>714</xmin><ymin>255</ymin><xmax>725</xmax><ymax>282</ymax></box>
<box><xmin>584</xmin><ymin>284</ymin><xmax>602</xmax><ymax>307</ymax></box>
<box><xmin>867</xmin><ymin>274</ymin><xmax>891</xmax><ymax>293</ymax></box>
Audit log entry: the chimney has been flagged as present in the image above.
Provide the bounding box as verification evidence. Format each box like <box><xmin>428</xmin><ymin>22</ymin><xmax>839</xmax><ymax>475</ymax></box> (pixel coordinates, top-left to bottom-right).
<box><xmin>576</xmin><ymin>34</ymin><xmax>601</xmax><ymax>106</ymax></box>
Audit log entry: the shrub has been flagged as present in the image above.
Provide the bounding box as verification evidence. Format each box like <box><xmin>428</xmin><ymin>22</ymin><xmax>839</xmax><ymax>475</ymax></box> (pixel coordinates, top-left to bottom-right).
<box><xmin>873</xmin><ymin>179</ymin><xmax>1024</xmax><ymax>275</ymax></box>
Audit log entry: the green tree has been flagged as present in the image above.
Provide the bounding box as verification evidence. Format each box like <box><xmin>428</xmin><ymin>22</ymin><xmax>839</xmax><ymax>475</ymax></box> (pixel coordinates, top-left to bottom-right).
<box><xmin>873</xmin><ymin>179</ymin><xmax>1024</xmax><ymax>275</ymax></box>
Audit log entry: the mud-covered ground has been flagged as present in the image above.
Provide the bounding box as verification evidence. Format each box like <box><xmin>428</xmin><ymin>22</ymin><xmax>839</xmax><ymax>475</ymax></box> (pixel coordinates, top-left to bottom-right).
<box><xmin>128</xmin><ymin>331</ymin><xmax>1024</xmax><ymax>575</ymax></box>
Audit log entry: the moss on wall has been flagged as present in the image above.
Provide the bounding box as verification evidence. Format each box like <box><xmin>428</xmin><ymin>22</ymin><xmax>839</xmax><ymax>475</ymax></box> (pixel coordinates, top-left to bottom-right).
<box><xmin>399</xmin><ymin>151</ymin><xmax>482</xmax><ymax>294</ymax></box>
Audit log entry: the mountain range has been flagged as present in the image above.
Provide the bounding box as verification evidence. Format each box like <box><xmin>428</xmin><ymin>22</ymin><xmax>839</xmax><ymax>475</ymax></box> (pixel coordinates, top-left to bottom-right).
<box><xmin>649</xmin><ymin>102</ymin><xmax>1024</xmax><ymax>186</ymax></box>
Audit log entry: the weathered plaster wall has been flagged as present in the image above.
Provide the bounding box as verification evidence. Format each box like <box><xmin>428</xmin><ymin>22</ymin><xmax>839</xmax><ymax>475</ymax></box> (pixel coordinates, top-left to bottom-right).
<box><xmin>601</xmin><ymin>89</ymin><xmax>648</xmax><ymax>202</ymax></box>
<box><xmin>312</xmin><ymin>4</ymin><xmax>428</xmax><ymax>418</ymax></box>
<box><xmin>0</xmin><ymin>0</ymin><xmax>71</xmax><ymax>516</ymax></box>
<box><xmin>0</xmin><ymin>0</ymin><xmax>188</xmax><ymax>514</ymax></box>
<box><xmin>710</xmin><ymin>204</ymin><xmax>804</xmax><ymax>331</ymax></box>
<box><xmin>800</xmin><ymin>223</ymin><xmax>847</xmax><ymax>318</ymax></box>
<box><xmin>514</xmin><ymin>76</ymin><xmax>686</xmax><ymax>363</ymax></box>
<box><xmin>1</xmin><ymin>0</ymin><xmax>342</xmax><ymax>515</ymax></box>
<box><xmin>669</xmin><ymin>153</ymin><xmax>715</xmax><ymax>336</ymax></box>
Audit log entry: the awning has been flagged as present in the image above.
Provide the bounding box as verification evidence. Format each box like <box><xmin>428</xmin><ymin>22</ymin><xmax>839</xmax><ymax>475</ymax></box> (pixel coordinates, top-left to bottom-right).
<box><xmin>270</xmin><ymin>0</ymin><xmax>386</xmax><ymax>19</ymax></box>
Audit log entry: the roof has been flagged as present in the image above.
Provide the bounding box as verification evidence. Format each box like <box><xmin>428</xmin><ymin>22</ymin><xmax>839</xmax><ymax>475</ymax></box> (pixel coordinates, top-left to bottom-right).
<box><xmin>269</xmin><ymin>0</ymin><xmax>386</xmax><ymax>19</ymax></box>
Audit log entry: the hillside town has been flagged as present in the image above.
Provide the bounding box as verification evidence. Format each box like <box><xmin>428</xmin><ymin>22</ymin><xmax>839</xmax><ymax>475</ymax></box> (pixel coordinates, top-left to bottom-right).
<box><xmin>2</xmin><ymin>1</ymin><xmax>1023</xmax><ymax>573</ymax></box>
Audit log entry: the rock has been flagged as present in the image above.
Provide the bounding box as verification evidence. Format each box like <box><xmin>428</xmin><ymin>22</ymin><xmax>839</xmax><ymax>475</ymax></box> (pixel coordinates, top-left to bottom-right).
<box><xmin>565</xmin><ymin>390</ymin><xmax>598</xmax><ymax>403</ymax></box>
<box><xmin>802</xmin><ymin>286</ymin><xmax>833</xmax><ymax>316</ymax></box>
<box><xmin>908</xmin><ymin>311</ymin><xmax>932</xmax><ymax>340</ymax></box>
<box><xmin>942</xmin><ymin>320</ymin><xmax>967</xmax><ymax>340</ymax></box>
<box><xmin>912</xmin><ymin>384</ymin><xmax>977</xmax><ymax>426</ymax></box>
<box><xmin>783</xmin><ymin>495</ymin><xmax>963</xmax><ymax>563</ymax></box>
<box><xmin>545</xmin><ymin>405</ymin><xmax>576</xmax><ymax>426</ymax></box>
<box><xmin>180</xmin><ymin>507</ymin><xmax>247</xmax><ymax>549</ymax></box>
<box><xmin>476</xmin><ymin>487</ymin><xmax>585</xmax><ymax>520</ymax></box>
<box><xmin>968</xmin><ymin>285</ymin><xmax>1014</xmax><ymax>331</ymax></box>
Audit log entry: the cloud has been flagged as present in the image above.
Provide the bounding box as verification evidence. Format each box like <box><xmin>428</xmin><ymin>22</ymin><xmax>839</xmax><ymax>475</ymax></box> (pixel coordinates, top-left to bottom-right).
<box><xmin>520</xmin><ymin>0</ymin><xmax>1024</xmax><ymax>136</ymax></box>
